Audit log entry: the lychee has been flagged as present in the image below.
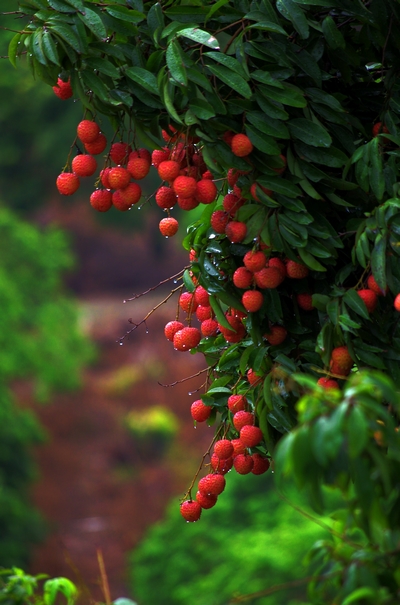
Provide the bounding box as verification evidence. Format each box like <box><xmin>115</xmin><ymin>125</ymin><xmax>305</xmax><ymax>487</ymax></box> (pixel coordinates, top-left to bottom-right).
<box><xmin>159</xmin><ymin>217</ymin><xmax>179</xmax><ymax>237</ymax></box>
<box><xmin>231</xmin><ymin>133</ymin><xmax>253</xmax><ymax>157</ymax></box>
<box><xmin>89</xmin><ymin>189</ymin><xmax>112</xmax><ymax>212</ymax></box>
<box><xmin>173</xmin><ymin>327</ymin><xmax>201</xmax><ymax>351</ymax></box>
<box><xmin>56</xmin><ymin>172</ymin><xmax>80</xmax><ymax>196</ymax></box>
<box><xmin>77</xmin><ymin>120</ymin><xmax>100</xmax><ymax>144</ymax></box>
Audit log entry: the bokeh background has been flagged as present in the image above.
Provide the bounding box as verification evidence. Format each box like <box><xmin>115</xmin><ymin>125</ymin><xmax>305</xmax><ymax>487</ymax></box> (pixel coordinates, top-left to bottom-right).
<box><xmin>0</xmin><ymin>4</ymin><xmax>328</xmax><ymax>603</ymax></box>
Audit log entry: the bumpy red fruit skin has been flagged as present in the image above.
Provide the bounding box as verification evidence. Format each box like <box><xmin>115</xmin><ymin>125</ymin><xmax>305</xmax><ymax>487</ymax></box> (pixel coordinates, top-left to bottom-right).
<box><xmin>196</xmin><ymin>305</ymin><xmax>213</xmax><ymax>322</ymax></box>
<box><xmin>112</xmin><ymin>190</ymin><xmax>131</xmax><ymax>212</ymax></box>
<box><xmin>180</xmin><ymin>500</ymin><xmax>202</xmax><ymax>522</ymax></box>
<box><xmin>219</xmin><ymin>314</ymin><xmax>246</xmax><ymax>343</ymax></box>
<box><xmin>317</xmin><ymin>377</ymin><xmax>339</xmax><ymax>389</ymax></box>
<box><xmin>53</xmin><ymin>77</ymin><xmax>73</xmax><ymax>100</ymax></box>
<box><xmin>264</xmin><ymin>326</ymin><xmax>287</xmax><ymax>346</ymax></box>
<box><xmin>90</xmin><ymin>189</ymin><xmax>112</xmax><ymax>212</ymax></box>
<box><xmin>196</xmin><ymin>491</ymin><xmax>217</xmax><ymax>509</ymax></box>
<box><xmin>158</xmin><ymin>160</ymin><xmax>181</xmax><ymax>182</ymax></box>
<box><xmin>231</xmin><ymin>438</ymin><xmax>246</xmax><ymax>456</ymax></box>
<box><xmin>179</xmin><ymin>292</ymin><xmax>198</xmax><ymax>313</ymax></box>
<box><xmin>119</xmin><ymin>182</ymin><xmax>142</xmax><ymax>206</ymax></box>
<box><xmin>100</xmin><ymin>167</ymin><xmax>112</xmax><ymax>189</ymax></box>
<box><xmin>56</xmin><ymin>172</ymin><xmax>80</xmax><ymax>196</ymax></box>
<box><xmin>210</xmin><ymin>454</ymin><xmax>233</xmax><ymax>475</ymax></box>
<box><xmin>127</xmin><ymin>157</ymin><xmax>151</xmax><ymax>180</ymax></box>
<box><xmin>251</xmin><ymin>454</ymin><xmax>270</xmax><ymax>475</ymax></box>
<box><xmin>254</xmin><ymin>267</ymin><xmax>283</xmax><ymax>289</ymax></box>
<box><xmin>231</xmin><ymin>134</ymin><xmax>253</xmax><ymax>157</ymax></box>
<box><xmin>286</xmin><ymin>260</ymin><xmax>309</xmax><ymax>279</ymax></box>
<box><xmin>110</xmin><ymin>142</ymin><xmax>131</xmax><ymax>165</ymax></box>
<box><xmin>164</xmin><ymin>320</ymin><xmax>185</xmax><ymax>342</ymax></box>
<box><xmin>250</xmin><ymin>183</ymin><xmax>273</xmax><ymax>202</ymax></box>
<box><xmin>108</xmin><ymin>167</ymin><xmax>131</xmax><ymax>189</ymax></box>
<box><xmin>367</xmin><ymin>275</ymin><xmax>386</xmax><ymax>296</ymax></box>
<box><xmin>225</xmin><ymin>221</ymin><xmax>247</xmax><ymax>243</ymax></box>
<box><xmin>177</xmin><ymin>196</ymin><xmax>199</xmax><ymax>211</ymax></box>
<box><xmin>191</xmin><ymin>399</ymin><xmax>212</xmax><ymax>422</ymax></box>
<box><xmin>357</xmin><ymin>289</ymin><xmax>378</xmax><ymax>313</ymax></box>
<box><xmin>195</xmin><ymin>179</ymin><xmax>217</xmax><ymax>204</ymax></box>
<box><xmin>297</xmin><ymin>293</ymin><xmax>314</xmax><ymax>311</ymax></box>
<box><xmin>233</xmin><ymin>267</ymin><xmax>253</xmax><ymax>289</ymax></box>
<box><xmin>84</xmin><ymin>133</ymin><xmax>107</xmax><ymax>155</ymax></box>
<box><xmin>211</xmin><ymin>210</ymin><xmax>229</xmax><ymax>234</ymax></box>
<box><xmin>201</xmin><ymin>319</ymin><xmax>219</xmax><ymax>337</ymax></box>
<box><xmin>129</xmin><ymin>148</ymin><xmax>152</xmax><ymax>163</ymax></box>
<box><xmin>214</xmin><ymin>439</ymin><xmax>234</xmax><ymax>460</ymax></box>
<box><xmin>223</xmin><ymin>193</ymin><xmax>244</xmax><ymax>217</ymax></box>
<box><xmin>151</xmin><ymin>148</ymin><xmax>170</xmax><ymax>167</ymax></box>
<box><xmin>330</xmin><ymin>346</ymin><xmax>353</xmax><ymax>373</ymax></box>
<box><xmin>72</xmin><ymin>154</ymin><xmax>97</xmax><ymax>177</ymax></box>
<box><xmin>198</xmin><ymin>473</ymin><xmax>226</xmax><ymax>496</ymax></box>
<box><xmin>244</xmin><ymin>251</ymin><xmax>266</xmax><ymax>273</ymax></box>
<box><xmin>77</xmin><ymin>120</ymin><xmax>100</xmax><ymax>144</ymax></box>
<box><xmin>159</xmin><ymin>217</ymin><xmax>179</xmax><ymax>237</ymax></box>
<box><xmin>227</xmin><ymin>395</ymin><xmax>247</xmax><ymax>413</ymax></box>
<box><xmin>155</xmin><ymin>186</ymin><xmax>177</xmax><ymax>209</ymax></box>
<box><xmin>242</xmin><ymin>290</ymin><xmax>264</xmax><ymax>312</ymax></box>
<box><xmin>194</xmin><ymin>286</ymin><xmax>209</xmax><ymax>307</ymax></box>
<box><xmin>233</xmin><ymin>454</ymin><xmax>254</xmax><ymax>475</ymax></box>
<box><xmin>247</xmin><ymin>369</ymin><xmax>262</xmax><ymax>385</ymax></box>
<box><xmin>173</xmin><ymin>327</ymin><xmax>201</xmax><ymax>351</ymax></box>
<box><xmin>173</xmin><ymin>176</ymin><xmax>197</xmax><ymax>198</ymax></box>
<box><xmin>394</xmin><ymin>293</ymin><xmax>400</xmax><ymax>312</ymax></box>
<box><xmin>240</xmin><ymin>425</ymin><xmax>263</xmax><ymax>448</ymax></box>
<box><xmin>372</xmin><ymin>122</ymin><xmax>389</xmax><ymax>137</ymax></box>
<box><xmin>233</xmin><ymin>411</ymin><xmax>255</xmax><ymax>432</ymax></box>
<box><xmin>268</xmin><ymin>257</ymin><xmax>287</xmax><ymax>277</ymax></box>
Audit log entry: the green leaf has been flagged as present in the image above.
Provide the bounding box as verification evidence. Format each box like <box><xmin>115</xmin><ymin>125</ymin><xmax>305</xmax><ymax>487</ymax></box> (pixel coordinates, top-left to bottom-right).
<box><xmin>177</xmin><ymin>27</ymin><xmax>220</xmax><ymax>49</ymax></box>
<box><xmin>369</xmin><ymin>138</ymin><xmax>385</xmax><ymax>201</ymax></box>
<box><xmin>204</xmin><ymin>52</ymin><xmax>249</xmax><ymax>80</ymax></box>
<box><xmin>245</xmin><ymin>125</ymin><xmax>281</xmax><ymax>155</ymax></box>
<box><xmin>48</xmin><ymin>23</ymin><xmax>82</xmax><ymax>53</ymax></box>
<box><xmin>8</xmin><ymin>33</ymin><xmax>22</xmax><ymax>68</ymax></box>
<box><xmin>322</xmin><ymin>15</ymin><xmax>346</xmax><ymax>49</ymax></box>
<box><xmin>371</xmin><ymin>233</ymin><xmax>387</xmax><ymax>291</ymax></box>
<box><xmin>255</xmin><ymin>92</ymin><xmax>289</xmax><ymax>120</ymax></box>
<box><xmin>247</xmin><ymin>111</ymin><xmax>289</xmax><ymax>139</ymax></box>
<box><xmin>258</xmin><ymin>176</ymin><xmax>301</xmax><ymax>198</ymax></box>
<box><xmin>81</xmin><ymin>70</ymin><xmax>109</xmax><ymax>102</ymax></box>
<box><xmin>166</xmin><ymin>40</ymin><xmax>187</xmax><ymax>86</ymax></box>
<box><xmin>189</xmin><ymin>98</ymin><xmax>216</xmax><ymax>120</ymax></box>
<box><xmin>64</xmin><ymin>0</ymin><xmax>84</xmax><ymax>10</ymax></box>
<box><xmin>276</xmin><ymin>0</ymin><xmax>309</xmax><ymax>39</ymax></box>
<box><xmin>47</xmin><ymin>0</ymin><xmax>76</xmax><ymax>12</ymax></box>
<box><xmin>259</xmin><ymin>83</ymin><xmax>306</xmax><ymax>108</ymax></box>
<box><xmin>288</xmin><ymin>119</ymin><xmax>332</xmax><ymax>148</ymax></box>
<box><xmin>85</xmin><ymin>57</ymin><xmax>119</xmax><ymax>79</ymax></box>
<box><xmin>125</xmin><ymin>67</ymin><xmax>159</xmax><ymax>95</ymax></box>
<box><xmin>316</xmin><ymin>322</ymin><xmax>333</xmax><ymax>365</ymax></box>
<box><xmin>106</xmin><ymin>5</ymin><xmax>145</xmax><ymax>23</ymax></box>
<box><xmin>186</xmin><ymin>66</ymin><xmax>212</xmax><ymax>92</ymax></box>
<box><xmin>343</xmin><ymin>289</ymin><xmax>370</xmax><ymax>320</ymax></box>
<box><xmin>354</xmin><ymin>348</ymin><xmax>387</xmax><ymax>370</ymax></box>
<box><xmin>78</xmin><ymin>6</ymin><xmax>107</xmax><ymax>39</ymax></box>
<box><xmin>42</xmin><ymin>31</ymin><xmax>60</xmax><ymax>65</ymax></box>
<box><xmin>347</xmin><ymin>406</ymin><xmax>369</xmax><ymax>458</ymax></box>
<box><xmin>209</xmin><ymin>295</ymin><xmax>231</xmax><ymax>331</ymax></box>
<box><xmin>207</xmin><ymin>64</ymin><xmax>252</xmax><ymax>99</ymax></box>
<box><xmin>205</xmin><ymin>0</ymin><xmax>230</xmax><ymax>23</ymax></box>
<box><xmin>298</xmin><ymin>248</ymin><xmax>326</xmax><ymax>271</ymax></box>
<box><xmin>246</xmin><ymin>19</ymin><xmax>287</xmax><ymax>36</ymax></box>
<box><xmin>32</xmin><ymin>30</ymin><xmax>48</xmax><ymax>66</ymax></box>
<box><xmin>295</xmin><ymin>142</ymin><xmax>348</xmax><ymax>167</ymax></box>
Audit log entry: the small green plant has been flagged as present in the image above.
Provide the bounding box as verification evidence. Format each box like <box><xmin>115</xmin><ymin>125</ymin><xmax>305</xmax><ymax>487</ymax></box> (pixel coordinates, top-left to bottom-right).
<box><xmin>125</xmin><ymin>405</ymin><xmax>179</xmax><ymax>457</ymax></box>
<box><xmin>0</xmin><ymin>568</ymin><xmax>77</xmax><ymax>605</ymax></box>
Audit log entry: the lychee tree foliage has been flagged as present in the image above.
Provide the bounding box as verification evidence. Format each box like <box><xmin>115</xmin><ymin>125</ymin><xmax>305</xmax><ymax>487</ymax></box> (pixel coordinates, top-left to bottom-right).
<box><xmin>6</xmin><ymin>0</ymin><xmax>400</xmax><ymax>602</ymax></box>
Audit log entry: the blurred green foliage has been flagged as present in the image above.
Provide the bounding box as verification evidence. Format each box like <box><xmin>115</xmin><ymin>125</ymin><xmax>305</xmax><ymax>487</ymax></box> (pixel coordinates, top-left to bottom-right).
<box><xmin>0</xmin><ymin>204</ymin><xmax>94</xmax><ymax>566</ymax></box>
<box><xmin>130</xmin><ymin>472</ymin><xmax>327</xmax><ymax>605</ymax></box>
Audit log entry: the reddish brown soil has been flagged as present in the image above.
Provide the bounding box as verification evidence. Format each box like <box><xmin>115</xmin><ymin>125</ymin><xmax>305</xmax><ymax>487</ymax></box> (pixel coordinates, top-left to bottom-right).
<box><xmin>23</xmin><ymin>295</ymin><xmax>212</xmax><ymax>603</ymax></box>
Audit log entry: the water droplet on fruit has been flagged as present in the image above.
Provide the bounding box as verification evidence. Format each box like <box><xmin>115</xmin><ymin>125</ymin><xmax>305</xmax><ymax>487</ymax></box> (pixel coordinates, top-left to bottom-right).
<box><xmin>119</xmin><ymin>342</ymin><xmax>123</xmax><ymax>346</ymax></box>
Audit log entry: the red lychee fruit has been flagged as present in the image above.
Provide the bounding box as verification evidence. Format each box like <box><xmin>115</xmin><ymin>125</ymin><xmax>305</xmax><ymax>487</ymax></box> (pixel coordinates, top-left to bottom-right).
<box><xmin>194</xmin><ymin>286</ymin><xmax>209</xmax><ymax>307</ymax></box>
<box><xmin>164</xmin><ymin>320</ymin><xmax>185</xmax><ymax>342</ymax></box>
<box><xmin>225</xmin><ymin>221</ymin><xmax>247</xmax><ymax>243</ymax></box>
<box><xmin>202</xmin><ymin>170</ymin><xmax>214</xmax><ymax>180</ymax></box>
<box><xmin>127</xmin><ymin>157</ymin><xmax>151</xmax><ymax>180</ymax></box>
<box><xmin>214</xmin><ymin>439</ymin><xmax>234</xmax><ymax>460</ymax></box>
<box><xmin>173</xmin><ymin>327</ymin><xmax>201</xmax><ymax>351</ymax></box>
<box><xmin>151</xmin><ymin>147</ymin><xmax>170</xmax><ymax>167</ymax></box>
<box><xmin>254</xmin><ymin>267</ymin><xmax>283</xmax><ymax>289</ymax></box>
<box><xmin>250</xmin><ymin>183</ymin><xmax>273</xmax><ymax>202</ymax></box>
<box><xmin>211</xmin><ymin>210</ymin><xmax>229</xmax><ymax>234</ymax></box>
<box><xmin>100</xmin><ymin>167</ymin><xmax>112</xmax><ymax>189</ymax></box>
<box><xmin>394</xmin><ymin>293</ymin><xmax>400</xmax><ymax>311</ymax></box>
<box><xmin>71</xmin><ymin>154</ymin><xmax>97</xmax><ymax>177</ymax></box>
<box><xmin>233</xmin><ymin>411</ymin><xmax>255</xmax><ymax>432</ymax></box>
<box><xmin>180</xmin><ymin>500</ymin><xmax>202</xmax><ymax>522</ymax></box>
<box><xmin>372</xmin><ymin>122</ymin><xmax>389</xmax><ymax>137</ymax></box>
<box><xmin>195</xmin><ymin>179</ymin><xmax>218</xmax><ymax>204</ymax></box>
<box><xmin>84</xmin><ymin>133</ymin><xmax>107</xmax><ymax>155</ymax></box>
<box><xmin>118</xmin><ymin>182</ymin><xmax>142</xmax><ymax>206</ymax></box>
<box><xmin>201</xmin><ymin>319</ymin><xmax>219</xmax><ymax>337</ymax></box>
<box><xmin>77</xmin><ymin>120</ymin><xmax>100</xmax><ymax>144</ymax></box>
<box><xmin>227</xmin><ymin>168</ymin><xmax>246</xmax><ymax>188</ymax></box>
<box><xmin>191</xmin><ymin>399</ymin><xmax>212</xmax><ymax>422</ymax></box>
<box><xmin>233</xmin><ymin>454</ymin><xmax>254</xmax><ymax>474</ymax></box>
<box><xmin>297</xmin><ymin>293</ymin><xmax>314</xmax><ymax>311</ymax></box>
<box><xmin>112</xmin><ymin>190</ymin><xmax>132</xmax><ymax>212</ymax></box>
<box><xmin>247</xmin><ymin>368</ymin><xmax>263</xmax><ymax>385</ymax></box>
<box><xmin>223</xmin><ymin>130</ymin><xmax>235</xmax><ymax>146</ymax></box>
<box><xmin>228</xmin><ymin>394</ymin><xmax>247</xmax><ymax>413</ymax></box>
<box><xmin>242</xmin><ymin>290</ymin><xmax>264</xmax><ymax>312</ymax></box>
<box><xmin>244</xmin><ymin>251</ymin><xmax>266</xmax><ymax>273</ymax></box>
<box><xmin>233</xmin><ymin>267</ymin><xmax>253</xmax><ymax>289</ymax></box>
<box><xmin>251</xmin><ymin>454</ymin><xmax>270</xmax><ymax>475</ymax></box>
<box><xmin>330</xmin><ymin>346</ymin><xmax>353</xmax><ymax>373</ymax></box>
<box><xmin>159</xmin><ymin>217</ymin><xmax>179</xmax><ymax>237</ymax></box>
<box><xmin>155</xmin><ymin>186</ymin><xmax>177</xmax><ymax>209</ymax></box>
<box><xmin>108</xmin><ymin>167</ymin><xmax>131</xmax><ymax>189</ymax></box>
<box><xmin>231</xmin><ymin>438</ymin><xmax>246</xmax><ymax>456</ymax></box>
<box><xmin>268</xmin><ymin>257</ymin><xmax>287</xmax><ymax>278</ymax></box>
<box><xmin>110</xmin><ymin>142</ymin><xmax>131</xmax><ymax>165</ymax></box>
<box><xmin>89</xmin><ymin>189</ymin><xmax>112</xmax><ymax>212</ymax></box>
<box><xmin>173</xmin><ymin>176</ymin><xmax>197</xmax><ymax>198</ymax></box>
<box><xmin>264</xmin><ymin>325</ymin><xmax>287</xmax><ymax>346</ymax></box>
<box><xmin>198</xmin><ymin>473</ymin><xmax>226</xmax><ymax>496</ymax></box>
<box><xmin>179</xmin><ymin>291</ymin><xmax>198</xmax><ymax>313</ymax></box>
<box><xmin>219</xmin><ymin>314</ymin><xmax>246</xmax><ymax>343</ymax></box>
<box><xmin>52</xmin><ymin>77</ymin><xmax>73</xmax><ymax>100</ymax></box>
<box><xmin>240</xmin><ymin>425</ymin><xmax>263</xmax><ymax>447</ymax></box>
<box><xmin>196</xmin><ymin>491</ymin><xmax>217</xmax><ymax>509</ymax></box>
<box><xmin>56</xmin><ymin>172</ymin><xmax>80</xmax><ymax>196</ymax></box>
<box><xmin>177</xmin><ymin>196</ymin><xmax>199</xmax><ymax>211</ymax></box>
<box><xmin>196</xmin><ymin>305</ymin><xmax>214</xmax><ymax>322</ymax></box>
<box><xmin>129</xmin><ymin>148</ymin><xmax>152</xmax><ymax>163</ymax></box>
<box><xmin>367</xmin><ymin>275</ymin><xmax>387</xmax><ymax>296</ymax></box>
<box><xmin>223</xmin><ymin>193</ymin><xmax>244</xmax><ymax>217</ymax></box>
<box><xmin>357</xmin><ymin>289</ymin><xmax>378</xmax><ymax>313</ymax></box>
<box><xmin>286</xmin><ymin>260</ymin><xmax>309</xmax><ymax>279</ymax></box>
<box><xmin>210</xmin><ymin>454</ymin><xmax>233</xmax><ymax>475</ymax></box>
<box><xmin>231</xmin><ymin>133</ymin><xmax>253</xmax><ymax>157</ymax></box>
<box><xmin>158</xmin><ymin>160</ymin><xmax>180</xmax><ymax>182</ymax></box>
<box><xmin>317</xmin><ymin>377</ymin><xmax>340</xmax><ymax>389</ymax></box>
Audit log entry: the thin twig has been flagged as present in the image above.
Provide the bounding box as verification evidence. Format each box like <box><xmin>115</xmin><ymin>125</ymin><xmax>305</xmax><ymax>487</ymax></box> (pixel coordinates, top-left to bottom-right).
<box><xmin>97</xmin><ymin>550</ymin><xmax>111</xmax><ymax>605</ymax></box>
<box><xmin>124</xmin><ymin>268</ymin><xmax>188</xmax><ymax>302</ymax></box>
<box><xmin>158</xmin><ymin>366</ymin><xmax>211</xmax><ymax>388</ymax></box>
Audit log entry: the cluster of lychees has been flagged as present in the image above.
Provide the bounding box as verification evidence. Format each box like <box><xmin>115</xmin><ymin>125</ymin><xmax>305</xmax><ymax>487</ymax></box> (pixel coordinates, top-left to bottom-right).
<box><xmin>181</xmin><ymin>393</ymin><xmax>270</xmax><ymax>522</ymax></box>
